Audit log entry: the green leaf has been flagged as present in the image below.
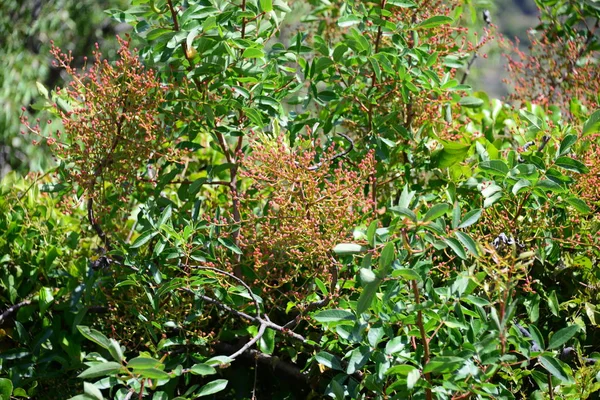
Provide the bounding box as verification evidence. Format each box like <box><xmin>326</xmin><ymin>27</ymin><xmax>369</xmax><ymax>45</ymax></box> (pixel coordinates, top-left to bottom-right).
<box><xmin>423</xmin><ymin>356</ymin><xmax>464</xmax><ymax>374</ymax></box>
<box><xmin>529</xmin><ymin>324</ymin><xmax>545</xmax><ymax>350</ymax></box>
<box><xmin>0</xmin><ymin>378</ymin><xmax>13</xmax><ymax>400</ymax></box>
<box><xmin>366</xmin><ymin>220</ymin><xmax>378</xmax><ymax>247</ymax></box>
<box><xmin>39</xmin><ymin>287</ymin><xmax>54</xmax><ymax>315</ymax></box>
<box><xmin>197</xmin><ymin>379</ymin><xmax>228</xmax><ymax>397</ymax></box>
<box><xmin>157</xmin><ymin>205</ymin><xmax>172</xmax><ymax>227</ymax></box>
<box><xmin>385</xmin><ymin>337</ymin><xmax>406</xmax><ymax>354</ymax></box>
<box><xmin>356</xmin><ymin>280</ymin><xmax>380</xmax><ymax>315</ymax></box>
<box><xmin>138</xmin><ymin>368</ymin><xmax>170</xmax><ymax>380</ymax></box>
<box><xmin>258</xmin><ymin>326</ymin><xmax>275</xmax><ymax>355</ymax></box>
<box><xmin>379</xmin><ymin>242</ymin><xmax>395</xmax><ymax>269</ymax></box>
<box><xmin>548</xmin><ymin>290</ymin><xmax>559</xmax><ymax>317</ymax></box>
<box><xmin>83</xmin><ymin>382</ymin><xmax>103</xmax><ymax>400</ymax></box>
<box><xmin>338</xmin><ymin>15</ymin><xmax>361</xmax><ymax>27</ymax></box>
<box><xmin>423</xmin><ymin>203</ymin><xmax>450</xmax><ymax>222</ymax></box>
<box><xmin>131</xmin><ymin>231</ymin><xmax>158</xmax><ymax>248</ymax></box>
<box><xmin>559</xmin><ymin>134</ymin><xmax>577</xmax><ymax>156</ymax></box>
<box><xmin>455</xmin><ymin>231</ymin><xmax>480</xmax><ymax>257</ymax></box>
<box><xmin>457</xmin><ymin>208</ymin><xmax>482</xmax><ymax>229</ymax></box>
<box><xmin>416</xmin><ymin>15</ymin><xmax>453</xmax><ymax>29</ymax></box>
<box><xmin>36</xmin><ymin>81</ymin><xmax>49</xmax><ymax>99</ymax></box>
<box><xmin>459</xmin><ymin>96</ymin><xmax>484</xmax><ymax>108</ymax></box>
<box><xmin>548</xmin><ymin>325</ymin><xmax>579</xmax><ymax>350</ymax></box>
<box><xmin>565</xmin><ymin>197</ymin><xmax>591</xmax><ymax>214</ymax></box>
<box><xmin>387</xmin><ymin>0</ymin><xmax>416</xmax><ymax>6</ymax></box>
<box><xmin>190</xmin><ymin>363</ymin><xmax>217</xmax><ymax>376</ymax></box>
<box><xmin>539</xmin><ymin>356</ymin><xmax>571</xmax><ymax>382</ymax></box>
<box><xmin>359</xmin><ymin>268</ymin><xmax>377</xmax><ymax>284</ymax></box>
<box><xmin>313</xmin><ymin>309</ymin><xmax>355</xmax><ymax>323</ymax></box>
<box><xmin>444</xmin><ymin>237</ymin><xmax>467</xmax><ymax>259</ymax></box>
<box><xmin>536</xmin><ymin>179</ymin><xmax>565</xmax><ymax>193</ymax></box>
<box><xmin>385</xmin><ymin>364</ymin><xmax>416</xmax><ymax>375</ymax></box>
<box><xmin>242</xmin><ymin>47</ymin><xmax>264</xmax><ymax>59</ymax></box>
<box><xmin>78</xmin><ymin>362</ymin><xmax>123</xmax><ymax>379</ymax></box>
<box><xmin>582</xmin><ymin>109</ymin><xmax>600</xmax><ymax>136</ymax></box>
<box><xmin>479</xmin><ymin>160</ymin><xmax>509</xmax><ymax>176</ymax></box>
<box><xmin>333</xmin><ymin>243</ymin><xmax>368</xmax><ymax>255</ymax></box>
<box><xmin>520</xmin><ymin>109</ymin><xmax>543</xmax><ymax>133</ymax></box>
<box><xmin>407</xmin><ymin>368</ymin><xmax>420</xmax><ymax>389</ymax></box>
<box><xmin>128</xmin><ymin>357</ymin><xmax>162</xmax><ymax>370</ymax></box>
<box><xmin>389</xmin><ymin>206</ymin><xmax>417</xmax><ymax>222</ymax></box>
<box><xmin>554</xmin><ymin>156</ymin><xmax>589</xmax><ymax>173</ymax></box>
<box><xmin>315</xmin><ymin>352</ymin><xmax>343</xmax><ymax>371</ymax></box>
<box><xmin>259</xmin><ymin>0</ymin><xmax>273</xmax><ymax>12</ymax></box>
<box><xmin>391</xmin><ymin>269</ymin><xmax>421</xmax><ymax>280</ymax></box>
<box><xmin>512</xmin><ymin>179</ymin><xmax>531</xmax><ymax>195</ymax></box>
<box><xmin>107</xmin><ymin>339</ymin><xmax>124</xmax><ymax>362</ymax></box>
<box><xmin>77</xmin><ymin>326</ymin><xmax>111</xmax><ymax>349</ymax></box>
<box><xmin>346</xmin><ymin>346</ymin><xmax>371</xmax><ymax>374</ymax></box>
<box><xmin>218</xmin><ymin>237</ymin><xmax>243</xmax><ymax>255</ymax></box>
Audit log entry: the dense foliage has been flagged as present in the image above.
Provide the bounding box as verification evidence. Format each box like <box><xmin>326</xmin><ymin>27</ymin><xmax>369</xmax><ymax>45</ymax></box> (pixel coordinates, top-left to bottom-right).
<box><xmin>1</xmin><ymin>0</ymin><xmax>600</xmax><ymax>399</ymax></box>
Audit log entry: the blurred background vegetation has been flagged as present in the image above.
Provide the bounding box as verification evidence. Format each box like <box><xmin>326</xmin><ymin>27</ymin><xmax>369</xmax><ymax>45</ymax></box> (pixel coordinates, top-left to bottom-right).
<box><xmin>0</xmin><ymin>0</ymin><xmax>538</xmax><ymax>177</ymax></box>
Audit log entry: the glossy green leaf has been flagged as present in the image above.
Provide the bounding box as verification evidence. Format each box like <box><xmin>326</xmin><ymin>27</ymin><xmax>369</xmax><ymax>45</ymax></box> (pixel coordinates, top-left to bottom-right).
<box><xmin>415</xmin><ymin>15</ymin><xmax>453</xmax><ymax>29</ymax></box>
<box><xmin>346</xmin><ymin>346</ymin><xmax>371</xmax><ymax>374</ymax></box>
<box><xmin>565</xmin><ymin>197</ymin><xmax>591</xmax><ymax>214</ymax></box>
<box><xmin>423</xmin><ymin>203</ymin><xmax>450</xmax><ymax>222</ymax></box>
<box><xmin>459</xmin><ymin>96</ymin><xmax>484</xmax><ymax>108</ymax></box>
<box><xmin>392</xmin><ymin>268</ymin><xmax>421</xmax><ymax>280</ymax></box>
<box><xmin>77</xmin><ymin>326</ymin><xmax>111</xmax><ymax>349</ymax></box>
<box><xmin>479</xmin><ymin>160</ymin><xmax>509</xmax><ymax>176</ymax></box>
<box><xmin>458</xmin><ymin>208</ymin><xmax>482</xmax><ymax>229</ymax></box>
<box><xmin>356</xmin><ymin>280</ymin><xmax>380</xmax><ymax>315</ymax></box>
<box><xmin>313</xmin><ymin>309</ymin><xmax>355</xmax><ymax>323</ymax></box>
<box><xmin>444</xmin><ymin>237</ymin><xmax>467</xmax><ymax>259</ymax></box>
<box><xmin>455</xmin><ymin>231</ymin><xmax>480</xmax><ymax>257</ymax></box>
<box><xmin>548</xmin><ymin>325</ymin><xmax>579</xmax><ymax>350</ymax></box>
<box><xmin>582</xmin><ymin>109</ymin><xmax>600</xmax><ymax>136</ymax></box>
<box><xmin>197</xmin><ymin>379</ymin><xmax>228</xmax><ymax>397</ymax></box>
<box><xmin>423</xmin><ymin>356</ymin><xmax>464</xmax><ymax>374</ymax></box>
<box><xmin>554</xmin><ymin>156</ymin><xmax>589</xmax><ymax>173</ymax></box>
<box><xmin>78</xmin><ymin>362</ymin><xmax>123</xmax><ymax>379</ymax></box>
<box><xmin>131</xmin><ymin>231</ymin><xmax>158</xmax><ymax>249</ymax></box>
<box><xmin>333</xmin><ymin>243</ymin><xmax>368</xmax><ymax>255</ymax></box>
<box><xmin>128</xmin><ymin>356</ymin><xmax>162</xmax><ymax>370</ymax></box>
<box><xmin>0</xmin><ymin>378</ymin><xmax>13</xmax><ymax>400</ymax></box>
<box><xmin>190</xmin><ymin>363</ymin><xmax>217</xmax><ymax>376</ymax></box>
<box><xmin>83</xmin><ymin>382</ymin><xmax>103</xmax><ymax>400</ymax></box>
<box><xmin>315</xmin><ymin>352</ymin><xmax>343</xmax><ymax>371</ymax></box>
<box><xmin>539</xmin><ymin>356</ymin><xmax>571</xmax><ymax>382</ymax></box>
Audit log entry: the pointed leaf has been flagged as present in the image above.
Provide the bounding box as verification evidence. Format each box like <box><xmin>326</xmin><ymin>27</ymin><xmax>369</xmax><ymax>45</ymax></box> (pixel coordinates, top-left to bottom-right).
<box><xmin>458</xmin><ymin>208</ymin><xmax>482</xmax><ymax>229</ymax></box>
<box><xmin>455</xmin><ymin>231</ymin><xmax>480</xmax><ymax>257</ymax></box>
<box><xmin>424</xmin><ymin>203</ymin><xmax>450</xmax><ymax>222</ymax></box>
<box><xmin>582</xmin><ymin>109</ymin><xmax>600</xmax><ymax>136</ymax></box>
<box><xmin>444</xmin><ymin>237</ymin><xmax>467</xmax><ymax>259</ymax></box>
<box><xmin>548</xmin><ymin>325</ymin><xmax>579</xmax><ymax>350</ymax></box>
<box><xmin>197</xmin><ymin>379</ymin><xmax>228</xmax><ymax>397</ymax></box>
<box><xmin>78</xmin><ymin>362</ymin><xmax>123</xmax><ymax>379</ymax></box>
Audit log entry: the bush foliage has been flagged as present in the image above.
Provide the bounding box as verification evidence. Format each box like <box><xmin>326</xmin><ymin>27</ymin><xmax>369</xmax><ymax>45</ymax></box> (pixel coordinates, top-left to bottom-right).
<box><xmin>1</xmin><ymin>0</ymin><xmax>600</xmax><ymax>399</ymax></box>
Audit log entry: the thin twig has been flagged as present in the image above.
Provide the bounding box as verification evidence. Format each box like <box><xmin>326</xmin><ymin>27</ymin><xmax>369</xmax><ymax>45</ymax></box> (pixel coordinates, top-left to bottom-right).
<box><xmin>230</xmin><ymin>322</ymin><xmax>266</xmax><ymax>360</ymax></box>
<box><xmin>187</xmin><ymin>264</ymin><xmax>263</xmax><ymax>320</ymax></box>
<box><xmin>180</xmin><ymin>288</ymin><xmax>307</xmax><ymax>343</ymax></box>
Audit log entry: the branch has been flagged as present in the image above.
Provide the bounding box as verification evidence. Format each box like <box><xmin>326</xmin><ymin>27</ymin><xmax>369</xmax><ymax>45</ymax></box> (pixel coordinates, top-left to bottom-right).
<box><xmin>187</xmin><ymin>264</ymin><xmax>263</xmax><ymax>320</ymax></box>
<box><xmin>229</xmin><ymin>322</ymin><xmax>266</xmax><ymax>360</ymax></box>
<box><xmin>87</xmin><ymin>197</ymin><xmax>112</xmax><ymax>251</ymax></box>
<box><xmin>179</xmin><ymin>288</ymin><xmax>308</xmax><ymax>343</ymax></box>
<box><xmin>0</xmin><ymin>300</ymin><xmax>33</xmax><ymax>325</ymax></box>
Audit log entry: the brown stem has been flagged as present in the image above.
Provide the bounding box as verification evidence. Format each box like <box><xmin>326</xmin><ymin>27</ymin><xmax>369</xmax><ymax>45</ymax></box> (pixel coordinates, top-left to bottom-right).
<box><xmin>412</xmin><ymin>280</ymin><xmax>432</xmax><ymax>400</ymax></box>
<box><xmin>87</xmin><ymin>197</ymin><xmax>112</xmax><ymax>251</ymax></box>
